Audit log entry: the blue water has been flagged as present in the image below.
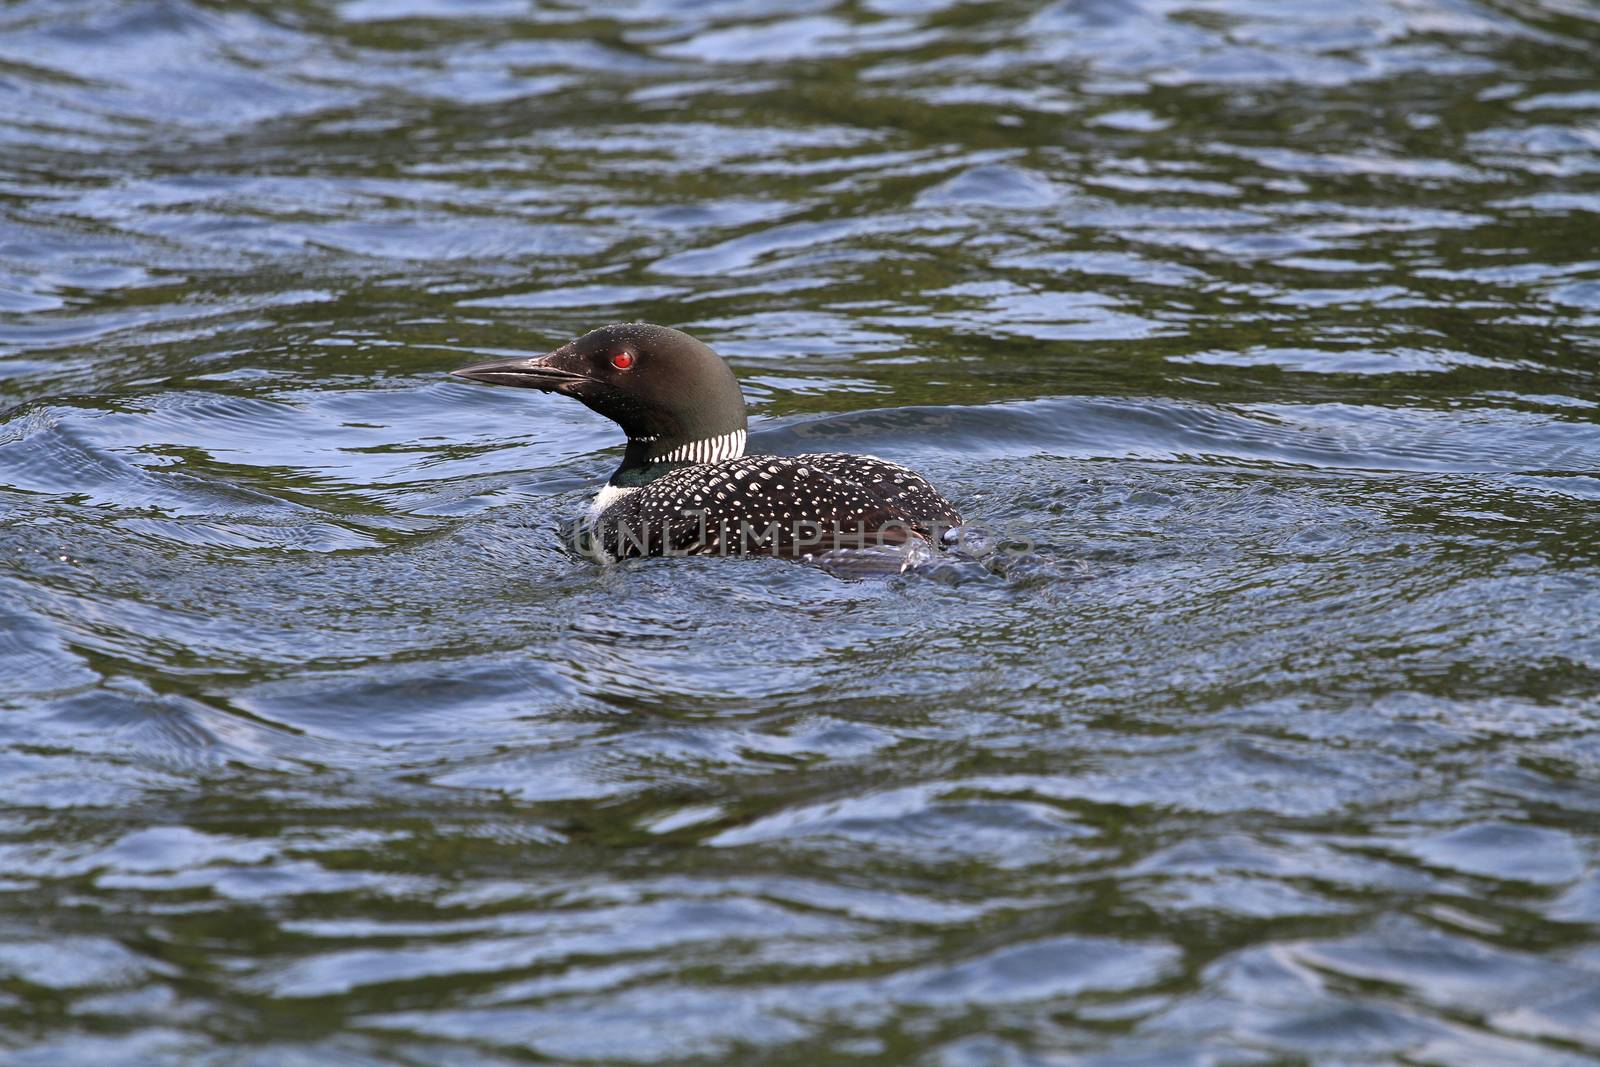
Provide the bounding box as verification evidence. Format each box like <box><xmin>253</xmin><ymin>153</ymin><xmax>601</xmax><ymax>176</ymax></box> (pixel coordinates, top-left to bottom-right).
<box><xmin>2</xmin><ymin>1</ymin><xmax>1599</xmax><ymax>1063</ymax></box>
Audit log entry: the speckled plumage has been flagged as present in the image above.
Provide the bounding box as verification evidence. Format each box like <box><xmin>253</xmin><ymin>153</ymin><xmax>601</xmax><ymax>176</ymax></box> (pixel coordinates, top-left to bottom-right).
<box><xmin>586</xmin><ymin>452</ymin><xmax>961</xmax><ymax>560</ymax></box>
<box><xmin>452</xmin><ymin>323</ymin><xmax>963</xmax><ymax>567</ymax></box>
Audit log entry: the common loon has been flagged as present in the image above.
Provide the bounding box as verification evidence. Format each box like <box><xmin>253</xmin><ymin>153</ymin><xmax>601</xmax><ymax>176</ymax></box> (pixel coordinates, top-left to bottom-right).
<box><xmin>451</xmin><ymin>323</ymin><xmax>961</xmax><ymax>564</ymax></box>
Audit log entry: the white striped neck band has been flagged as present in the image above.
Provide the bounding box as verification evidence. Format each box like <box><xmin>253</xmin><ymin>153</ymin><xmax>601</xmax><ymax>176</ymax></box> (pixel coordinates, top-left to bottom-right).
<box><xmin>652</xmin><ymin>429</ymin><xmax>747</xmax><ymax>465</ymax></box>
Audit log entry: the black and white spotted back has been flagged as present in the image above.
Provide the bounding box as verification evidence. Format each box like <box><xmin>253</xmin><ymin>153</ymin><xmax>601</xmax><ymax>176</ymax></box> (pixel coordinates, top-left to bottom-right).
<box><xmin>586</xmin><ymin>453</ymin><xmax>961</xmax><ymax>560</ymax></box>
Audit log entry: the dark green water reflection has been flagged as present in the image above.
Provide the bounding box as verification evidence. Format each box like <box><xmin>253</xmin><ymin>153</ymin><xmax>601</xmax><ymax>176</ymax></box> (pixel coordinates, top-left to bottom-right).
<box><xmin>2</xmin><ymin>1</ymin><xmax>1599</xmax><ymax>1064</ymax></box>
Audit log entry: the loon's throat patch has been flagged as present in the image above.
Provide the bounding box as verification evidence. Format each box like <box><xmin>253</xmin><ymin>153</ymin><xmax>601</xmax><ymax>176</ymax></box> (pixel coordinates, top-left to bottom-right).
<box><xmin>657</xmin><ymin>428</ymin><xmax>746</xmax><ymax>465</ymax></box>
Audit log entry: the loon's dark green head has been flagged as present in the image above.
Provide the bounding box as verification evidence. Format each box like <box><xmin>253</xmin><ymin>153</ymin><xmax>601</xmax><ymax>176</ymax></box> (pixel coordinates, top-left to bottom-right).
<box><xmin>451</xmin><ymin>323</ymin><xmax>748</xmax><ymax>482</ymax></box>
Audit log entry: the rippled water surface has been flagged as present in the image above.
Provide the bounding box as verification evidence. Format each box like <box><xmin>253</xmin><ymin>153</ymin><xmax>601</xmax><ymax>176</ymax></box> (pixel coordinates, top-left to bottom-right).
<box><xmin>3</xmin><ymin>0</ymin><xmax>1600</xmax><ymax>1063</ymax></box>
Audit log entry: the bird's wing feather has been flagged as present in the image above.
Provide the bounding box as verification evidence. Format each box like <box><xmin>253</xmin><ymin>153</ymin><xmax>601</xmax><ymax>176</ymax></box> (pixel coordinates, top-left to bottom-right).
<box><xmin>596</xmin><ymin>453</ymin><xmax>960</xmax><ymax>559</ymax></box>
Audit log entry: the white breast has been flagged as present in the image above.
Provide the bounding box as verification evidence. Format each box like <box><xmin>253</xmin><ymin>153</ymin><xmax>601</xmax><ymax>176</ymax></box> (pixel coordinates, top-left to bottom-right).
<box><xmin>586</xmin><ymin>483</ymin><xmax>639</xmax><ymax>525</ymax></box>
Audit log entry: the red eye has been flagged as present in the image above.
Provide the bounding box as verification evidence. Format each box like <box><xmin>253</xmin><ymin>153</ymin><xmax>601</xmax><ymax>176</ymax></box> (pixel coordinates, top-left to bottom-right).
<box><xmin>610</xmin><ymin>350</ymin><xmax>634</xmax><ymax>370</ymax></box>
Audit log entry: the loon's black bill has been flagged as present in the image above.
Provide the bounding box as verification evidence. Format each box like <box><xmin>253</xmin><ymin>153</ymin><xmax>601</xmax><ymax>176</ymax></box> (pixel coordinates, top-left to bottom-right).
<box><xmin>450</xmin><ymin>357</ymin><xmax>589</xmax><ymax>391</ymax></box>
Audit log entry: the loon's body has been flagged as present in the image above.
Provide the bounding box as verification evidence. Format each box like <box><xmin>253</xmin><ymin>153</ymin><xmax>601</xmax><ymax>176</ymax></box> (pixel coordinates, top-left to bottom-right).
<box><xmin>452</xmin><ymin>323</ymin><xmax>961</xmax><ymax>564</ymax></box>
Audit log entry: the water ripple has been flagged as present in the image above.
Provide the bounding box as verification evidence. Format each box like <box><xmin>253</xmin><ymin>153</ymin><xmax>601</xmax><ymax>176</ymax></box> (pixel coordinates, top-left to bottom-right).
<box><xmin>2</xmin><ymin>0</ymin><xmax>1599</xmax><ymax>1063</ymax></box>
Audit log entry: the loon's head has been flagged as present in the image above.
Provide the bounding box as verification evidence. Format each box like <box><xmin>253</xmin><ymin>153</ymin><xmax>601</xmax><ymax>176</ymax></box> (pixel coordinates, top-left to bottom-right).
<box><xmin>451</xmin><ymin>323</ymin><xmax>748</xmax><ymax>481</ymax></box>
